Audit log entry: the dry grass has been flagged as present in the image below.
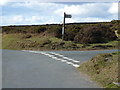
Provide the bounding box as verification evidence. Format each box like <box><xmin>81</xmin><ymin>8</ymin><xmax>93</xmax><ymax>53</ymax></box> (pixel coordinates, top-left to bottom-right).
<box><xmin>2</xmin><ymin>33</ymin><xmax>118</xmax><ymax>50</ymax></box>
<box><xmin>78</xmin><ymin>52</ymin><xmax>120</xmax><ymax>88</ymax></box>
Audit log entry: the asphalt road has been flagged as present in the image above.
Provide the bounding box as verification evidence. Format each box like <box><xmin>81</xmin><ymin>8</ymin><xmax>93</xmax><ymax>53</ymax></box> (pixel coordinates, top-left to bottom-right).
<box><xmin>0</xmin><ymin>50</ymin><xmax>2</xmax><ymax>89</ymax></box>
<box><xmin>2</xmin><ymin>49</ymin><xmax>117</xmax><ymax>88</ymax></box>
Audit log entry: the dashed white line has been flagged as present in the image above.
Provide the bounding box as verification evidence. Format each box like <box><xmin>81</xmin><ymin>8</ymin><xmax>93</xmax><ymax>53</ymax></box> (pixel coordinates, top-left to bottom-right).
<box><xmin>66</xmin><ymin>62</ymin><xmax>73</xmax><ymax>65</ymax></box>
<box><xmin>61</xmin><ymin>60</ymin><xmax>67</xmax><ymax>62</ymax></box>
<box><xmin>49</xmin><ymin>52</ymin><xmax>64</xmax><ymax>57</ymax></box>
<box><xmin>22</xmin><ymin>50</ymin><xmax>80</xmax><ymax>68</ymax></box>
<box><xmin>72</xmin><ymin>64</ymin><xmax>80</xmax><ymax>68</ymax></box>
<box><xmin>49</xmin><ymin>52</ymin><xmax>80</xmax><ymax>63</ymax></box>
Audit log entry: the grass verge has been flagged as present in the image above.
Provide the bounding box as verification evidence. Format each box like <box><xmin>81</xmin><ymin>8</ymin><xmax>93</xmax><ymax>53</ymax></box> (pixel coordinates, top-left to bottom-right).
<box><xmin>2</xmin><ymin>33</ymin><xmax>118</xmax><ymax>50</ymax></box>
<box><xmin>78</xmin><ymin>52</ymin><xmax>120</xmax><ymax>88</ymax></box>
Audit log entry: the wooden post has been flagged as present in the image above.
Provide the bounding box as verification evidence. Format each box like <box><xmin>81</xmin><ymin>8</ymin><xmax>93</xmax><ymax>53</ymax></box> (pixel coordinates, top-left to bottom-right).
<box><xmin>62</xmin><ymin>12</ymin><xmax>65</xmax><ymax>40</ymax></box>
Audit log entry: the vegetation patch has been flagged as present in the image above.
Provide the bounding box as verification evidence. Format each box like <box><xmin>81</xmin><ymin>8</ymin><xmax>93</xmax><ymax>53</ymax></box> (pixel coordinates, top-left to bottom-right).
<box><xmin>74</xmin><ymin>24</ymin><xmax>117</xmax><ymax>44</ymax></box>
<box><xmin>2</xmin><ymin>33</ymin><xmax>118</xmax><ymax>50</ymax></box>
<box><xmin>2</xmin><ymin>20</ymin><xmax>120</xmax><ymax>44</ymax></box>
<box><xmin>78</xmin><ymin>52</ymin><xmax>120</xmax><ymax>88</ymax></box>
<box><xmin>2</xmin><ymin>20</ymin><xmax>119</xmax><ymax>50</ymax></box>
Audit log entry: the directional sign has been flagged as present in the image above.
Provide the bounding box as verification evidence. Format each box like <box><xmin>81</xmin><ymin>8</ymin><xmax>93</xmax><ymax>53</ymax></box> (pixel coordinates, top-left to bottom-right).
<box><xmin>62</xmin><ymin>12</ymin><xmax>72</xmax><ymax>40</ymax></box>
<box><xmin>65</xmin><ymin>14</ymin><xmax>72</xmax><ymax>18</ymax></box>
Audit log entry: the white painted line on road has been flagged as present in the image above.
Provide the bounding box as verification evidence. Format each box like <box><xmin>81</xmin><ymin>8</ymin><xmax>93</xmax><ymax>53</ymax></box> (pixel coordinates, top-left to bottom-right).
<box><xmin>51</xmin><ymin>57</ymin><xmax>58</xmax><ymax>59</ymax></box>
<box><xmin>66</xmin><ymin>62</ymin><xmax>80</xmax><ymax>68</ymax></box>
<box><xmin>47</xmin><ymin>55</ymin><xmax>54</xmax><ymax>57</ymax></box>
<box><xmin>63</xmin><ymin>57</ymin><xmax>80</xmax><ymax>63</ymax></box>
<box><xmin>49</xmin><ymin>52</ymin><xmax>80</xmax><ymax>64</ymax></box>
<box><xmin>71</xmin><ymin>60</ymin><xmax>80</xmax><ymax>63</ymax></box>
<box><xmin>55</xmin><ymin>58</ymin><xmax>61</xmax><ymax>61</ymax></box>
<box><xmin>72</xmin><ymin>64</ymin><xmax>80</xmax><ymax>68</ymax></box>
<box><xmin>66</xmin><ymin>62</ymin><xmax>74</xmax><ymax>65</ymax></box>
<box><xmin>62</xmin><ymin>57</ymin><xmax>69</xmax><ymax>59</ymax></box>
<box><xmin>49</xmin><ymin>52</ymin><xmax>64</xmax><ymax>57</ymax></box>
<box><xmin>22</xmin><ymin>50</ymin><xmax>80</xmax><ymax>68</ymax></box>
<box><xmin>61</xmin><ymin>60</ymin><xmax>67</xmax><ymax>62</ymax></box>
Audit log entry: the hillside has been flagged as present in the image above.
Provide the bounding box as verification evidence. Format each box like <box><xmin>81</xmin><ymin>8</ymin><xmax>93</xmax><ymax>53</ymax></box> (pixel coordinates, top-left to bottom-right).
<box><xmin>78</xmin><ymin>52</ymin><xmax>120</xmax><ymax>88</ymax></box>
<box><xmin>2</xmin><ymin>20</ymin><xmax>120</xmax><ymax>50</ymax></box>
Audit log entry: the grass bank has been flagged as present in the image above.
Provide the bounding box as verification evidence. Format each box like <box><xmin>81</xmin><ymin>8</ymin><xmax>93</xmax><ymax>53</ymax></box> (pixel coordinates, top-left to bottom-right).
<box><xmin>78</xmin><ymin>52</ymin><xmax>120</xmax><ymax>88</ymax></box>
<box><xmin>2</xmin><ymin>33</ymin><xmax>118</xmax><ymax>51</ymax></box>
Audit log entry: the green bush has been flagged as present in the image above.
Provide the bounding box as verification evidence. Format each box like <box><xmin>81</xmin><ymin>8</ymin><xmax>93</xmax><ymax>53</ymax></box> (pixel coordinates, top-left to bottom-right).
<box><xmin>74</xmin><ymin>24</ymin><xmax>117</xmax><ymax>44</ymax></box>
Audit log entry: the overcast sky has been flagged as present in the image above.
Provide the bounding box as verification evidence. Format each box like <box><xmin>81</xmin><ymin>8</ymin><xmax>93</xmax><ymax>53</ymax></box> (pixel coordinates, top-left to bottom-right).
<box><xmin>0</xmin><ymin>0</ymin><xmax>119</xmax><ymax>26</ymax></box>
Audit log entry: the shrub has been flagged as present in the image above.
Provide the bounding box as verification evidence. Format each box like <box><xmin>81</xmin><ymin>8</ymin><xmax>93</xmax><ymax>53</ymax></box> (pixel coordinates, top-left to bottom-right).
<box><xmin>74</xmin><ymin>24</ymin><xmax>117</xmax><ymax>44</ymax></box>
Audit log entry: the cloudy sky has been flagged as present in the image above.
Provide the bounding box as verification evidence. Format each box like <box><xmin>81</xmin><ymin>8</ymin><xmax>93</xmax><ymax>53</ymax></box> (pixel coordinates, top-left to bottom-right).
<box><xmin>0</xmin><ymin>0</ymin><xmax>118</xmax><ymax>26</ymax></box>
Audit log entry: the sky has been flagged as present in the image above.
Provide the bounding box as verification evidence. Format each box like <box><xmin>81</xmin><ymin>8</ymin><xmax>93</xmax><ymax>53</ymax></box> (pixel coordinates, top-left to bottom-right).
<box><xmin>0</xmin><ymin>0</ymin><xmax>119</xmax><ymax>26</ymax></box>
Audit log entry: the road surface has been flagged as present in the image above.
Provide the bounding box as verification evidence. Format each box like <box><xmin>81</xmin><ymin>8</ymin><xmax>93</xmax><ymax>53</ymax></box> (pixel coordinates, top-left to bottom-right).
<box><xmin>2</xmin><ymin>49</ymin><xmax>117</xmax><ymax>88</ymax></box>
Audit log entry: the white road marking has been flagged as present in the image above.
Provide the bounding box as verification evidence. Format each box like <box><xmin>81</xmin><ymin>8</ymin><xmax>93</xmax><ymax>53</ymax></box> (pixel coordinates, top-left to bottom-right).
<box><xmin>61</xmin><ymin>60</ymin><xmax>67</xmax><ymax>62</ymax></box>
<box><xmin>71</xmin><ymin>60</ymin><xmax>80</xmax><ymax>63</ymax></box>
<box><xmin>62</xmin><ymin>57</ymin><xmax>69</xmax><ymax>59</ymax></box>
<box><xmin>51</xmin><ymin>57</ymin><xmax>58</xmax><ymax>59</ymax></box>
<box><xmin>49</xmin><ymin>52</ymin><xmax>64</xmax><ymax>57</ymax></box>
<box><xmin>22</xmin><ymin>50</ymin><xmax>80</xmax><ymax>68</ymax></box>
<box><xmin>49</xmin><ymin>52</ymin><xmax>80</xmax><ymax>63</ymax></box>
<box><xmin>55</xmin><ymin>58</ymin><xmax>61</xmax><ymax>61</ymax></box>
<box><xmin>66</xmin><ymin>62</ymin><xmax>73</xmax><ymax>65</ymax></box>
<box><xmin>72</xmin><ymin>64</ymin><xmax>80</xmax><ymax>68</ymax></box>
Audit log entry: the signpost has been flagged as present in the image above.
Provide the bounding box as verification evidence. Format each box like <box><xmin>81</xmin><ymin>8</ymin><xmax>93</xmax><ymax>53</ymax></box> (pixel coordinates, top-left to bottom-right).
<box><xmin>62</xmin><ymin>12</ymin><xmax>72</xmax><ymax>40</ymax></box>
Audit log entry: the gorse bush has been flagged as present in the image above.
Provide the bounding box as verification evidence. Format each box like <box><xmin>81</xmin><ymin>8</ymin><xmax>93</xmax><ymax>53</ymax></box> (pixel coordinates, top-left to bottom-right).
<box><xmin>65</xmin><ymin>25</ymin><xmax>80</xmax><ymax>41</ymax></box>
<box><xmin>46</xmin><ymin>25</ymin><xmax>62</xmax><ymax>38</ymax></box>
<box><xmin>74</xmin><ymin>24</ymin><xmax>117</xmax><ymax>44</ymax></box>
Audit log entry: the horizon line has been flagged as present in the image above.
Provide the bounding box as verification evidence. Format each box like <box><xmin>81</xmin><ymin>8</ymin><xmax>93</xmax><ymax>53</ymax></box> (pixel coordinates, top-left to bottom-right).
<box><xmin>1</xmin><ymin>20</ymin><xmax>119</xmax><ymax>27</ymax></box>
